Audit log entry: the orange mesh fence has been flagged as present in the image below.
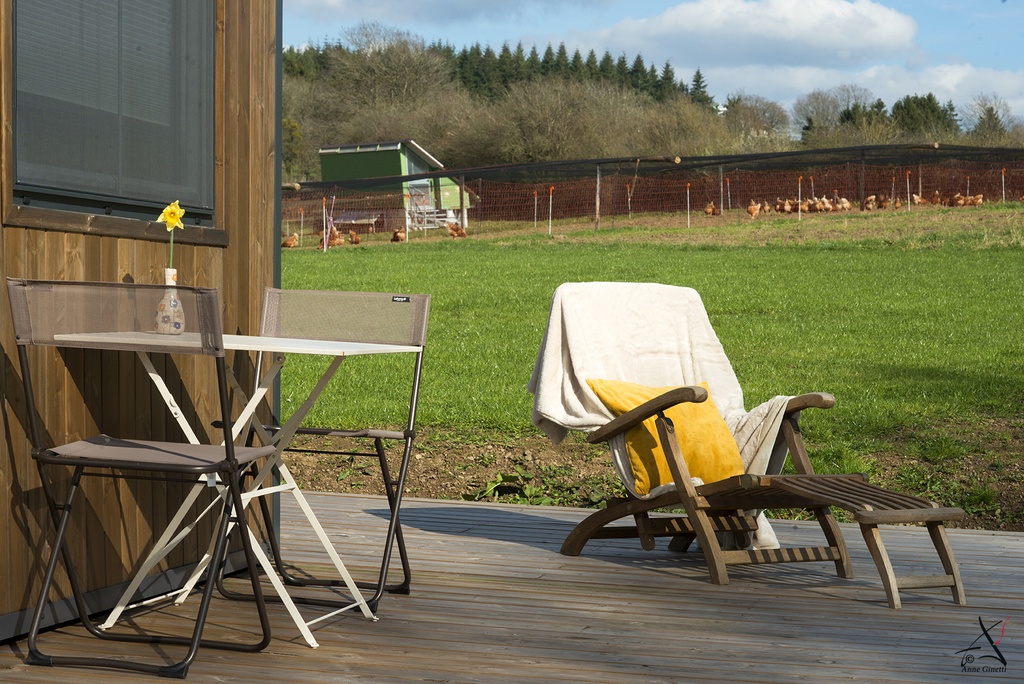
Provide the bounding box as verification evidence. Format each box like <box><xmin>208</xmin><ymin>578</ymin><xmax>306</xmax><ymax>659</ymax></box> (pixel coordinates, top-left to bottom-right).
<box><xmin>281</xmin><ymin>148</ymin><xmax>1024</xmax><ymax>247</ymax></box>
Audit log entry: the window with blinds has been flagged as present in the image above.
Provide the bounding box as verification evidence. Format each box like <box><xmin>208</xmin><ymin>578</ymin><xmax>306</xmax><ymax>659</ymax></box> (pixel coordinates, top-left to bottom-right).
<box><xmin>13</xmin><ymin>0</ymin><xmax>215</xmax><ymax>222</ymax></box>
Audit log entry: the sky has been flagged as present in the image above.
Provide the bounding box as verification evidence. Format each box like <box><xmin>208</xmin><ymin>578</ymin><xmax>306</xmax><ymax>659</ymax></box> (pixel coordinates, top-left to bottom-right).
<box><xmin>283</xmin><ymin>0</ymin><xmax>1024</xmax><ymax>123</ymax></box>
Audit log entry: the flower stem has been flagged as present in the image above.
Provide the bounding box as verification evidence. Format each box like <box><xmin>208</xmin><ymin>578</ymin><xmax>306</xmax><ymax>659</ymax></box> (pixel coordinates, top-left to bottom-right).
<box><xmin>169</xmin><ymin>230</ymin><xmax>174</xmax><ymax>269</ymax></box>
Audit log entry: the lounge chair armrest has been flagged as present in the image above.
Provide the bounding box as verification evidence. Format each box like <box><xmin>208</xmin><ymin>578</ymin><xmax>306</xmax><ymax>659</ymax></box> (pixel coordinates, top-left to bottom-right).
<box><xmin>785</xmin><ymin>392</ymin><xmax>835</xmax><ymax>414</ymax></box>
<box><xmin>586</xmin><ymin>386</ymin><xmax>708</xmax><ymax>444</ymax></box>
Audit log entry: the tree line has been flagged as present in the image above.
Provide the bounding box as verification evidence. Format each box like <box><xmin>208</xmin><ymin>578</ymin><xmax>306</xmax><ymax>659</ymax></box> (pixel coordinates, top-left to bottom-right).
<box><xmin>281</xmin><ymin>22</ymin><xmax>1023</xmax><ymax>182</ymax></box>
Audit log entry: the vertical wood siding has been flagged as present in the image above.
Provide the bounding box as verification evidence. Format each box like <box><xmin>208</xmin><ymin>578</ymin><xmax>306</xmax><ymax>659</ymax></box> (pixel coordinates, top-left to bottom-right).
<box><xmin>0</xmin><ymin>0</ymin><xmax>279</xmax><ymax>632</ymax></box>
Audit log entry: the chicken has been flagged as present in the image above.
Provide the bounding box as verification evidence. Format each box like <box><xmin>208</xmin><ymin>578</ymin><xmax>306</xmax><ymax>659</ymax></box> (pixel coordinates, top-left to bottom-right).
<box><xmin>894</xmin><ymin>196</ymin><xmax>903</xmax><ymax>209</ymax></box>
<box><xmin>760</xmin><ymin>201</ymin><xmax>771</xmax><ymax>215</ymax></box>
<box><xmin>930</xmin><ymin>190</ymin><xmax>941</xmax><ymax>205</ymax></box>
<box><xmin>746</xmin><ymin>199</ymin><xmax>760</xmax><ymax>219</ymax></box>
<box><xmin>447</xmin><ymin>222</ymin><xmax>467</xmax><ymax>238</ymax></box>
<box><xmin>911</xmin><ymin>193</ymin><xmax>925</xmax><ymax>206</ymax></box>
<box><xmin>348</xmin><ymin>229</ymin><xmax>360</xmax><ymax>245</ymax></box>
<box><xmin>863</xmin><ymin>195</ymin><xmax>877</xmax><ymax>211</ymax></box>
<box><xmin>704</xmin><ymin>201</ymin><xmax>718</xmax><ymax>216</ymax></box>
<box><xmin>317</xmin><ymin>227</ymin><xmax>344</xmax><ymax>249</ymax></box>
<box><xmin>391</xmin><ymin>229</ymin><xmax>406</xmax><ymax>243</ymax></box>
<box><xmin>281</xmin><ymin>232</ymin><xmax>299</xmax><ymax>248</ymax></box>
<box><xmin>877</xmin><ymin>194</ymin><xmax>891</xmax><ymax>210</ymax></box>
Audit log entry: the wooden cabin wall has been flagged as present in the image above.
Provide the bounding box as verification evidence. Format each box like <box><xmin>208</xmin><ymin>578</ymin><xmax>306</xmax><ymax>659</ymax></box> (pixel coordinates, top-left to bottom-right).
<box><xmin>0</xmin><ymin>1</ymin><xmax>279</xmax><ymax>636</ymax></box>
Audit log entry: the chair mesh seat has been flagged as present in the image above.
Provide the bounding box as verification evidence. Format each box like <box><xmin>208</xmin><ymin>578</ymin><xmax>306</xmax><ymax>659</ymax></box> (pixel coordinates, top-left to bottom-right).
<box><xmin>45</xmin><ymin>435</ymin><xmax>275</xmax><ymax>469</ymax></box>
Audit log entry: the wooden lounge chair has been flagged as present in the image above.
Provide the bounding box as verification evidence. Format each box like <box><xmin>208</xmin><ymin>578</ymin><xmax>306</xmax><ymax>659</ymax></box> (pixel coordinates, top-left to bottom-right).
<box><xmin>529</xmin><ymin>282</ymin><xmax>966</xmax><ymax>609</ymax></box>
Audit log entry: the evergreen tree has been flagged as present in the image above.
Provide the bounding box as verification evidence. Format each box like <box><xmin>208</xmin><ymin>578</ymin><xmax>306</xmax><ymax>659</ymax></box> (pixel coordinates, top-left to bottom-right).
<box><xmin>615</xmin><ymin>53</ymin><xmax>630</xmax><ymax>86</ymax></box>
<box><xmin>584</xmin><ymin>49</ymin><xmax>599</xmax><ymax>80</ymax></box>
<box><xmin>540</xmin><ymin>44</ymin><xmax>556</xmax><ymax>76</ymax></box>
<box><xmin>480</xmin><ymin>46</ymin><xmax>500</xmax><ymax>97</ymax></box>
<box><xmin>428</xmin><ymin>41</ymin><xmax>458</xmax><ymax>80</ymax></box>
<box><xmin>647</xmin><ymin>64</ymin><xmax>659</xmax><ymax>96</ymax></box>
<box><xmin>525</xmin><ymin>45</ymin><xmax>541</xmax><ymax>79</ymax></box>
<box><xmin>283</xmin><ymin>45</ymin><xmax>329</xmax><ymax>78</ymax></box>
<box><xmin>457</xmin><ymin>44</ymin><xmax>485</xmax><ymax>94</ymax></box>
<box><xmin>598</xmin><ymin>51</ymin><xmax>616</xmax><ymax>80</ymax></box>
<box><xmin>890</xmin><ymin>93</ymin><xmax>959</xmax><ymax>136</ymax></box>
<box><xmin>629</xmin><ymin>54</ymin><xmax>648</xmax><ymax>92</ymax></box>
<box><xmin>569</xmin><ymin>49</ymin><xmax>586</xmax><ymax>81</ymax></box>
<box><xmin>553</xmin><ymin>42</ymin><xmax>571</xmax><ymax>76</ymax></box>
<box><xmin>655</xmin><ymin>61</ymin><xmax>678</xmax><ymax>101</ymax></box>
<box><xmin>971</xmin><ymin>105</ymin><xmax>1008</xmax><ymax>139</ymax></box>
<box><xmin>689</xmin><ymin>68</ymin><xmax>715</xmax><ymax>109</ymax></box>
<box><xmin>497</xmin><ymin>42</ymin><xmax>514</xmax><ymax>89</ymax></box>
<box><xmin>510</xmin><ymin>42</ymin><xmax>526</xmax><ymax>84</ymax></box>
<box><xmin>840</xmin><ymin>99</ymin><xmax>888</xmax><ymax>127</ymax></box>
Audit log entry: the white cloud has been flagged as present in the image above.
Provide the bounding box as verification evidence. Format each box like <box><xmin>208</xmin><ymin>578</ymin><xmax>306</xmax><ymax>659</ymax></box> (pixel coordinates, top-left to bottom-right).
<box><xmin>704</xmin><ymin>62</ymin><xmax>1024</xmax><ymax>120</ymax></box>
<box><xmin>587</xmin><ymin>0</ymin><xmax>917</xmax><ymax>70</ymax></box>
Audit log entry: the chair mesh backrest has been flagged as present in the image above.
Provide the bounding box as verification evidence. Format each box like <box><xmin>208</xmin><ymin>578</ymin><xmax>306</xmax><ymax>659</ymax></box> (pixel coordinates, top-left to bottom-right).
<box><xmin>7</xmin><ymin>278</ymin><xmax>224</xmax><ymax>356</ymax></box>
<box><xmin>259</xmin><ymin>288</ymin><xmax>430</xmax><ymax>347</ymax></box>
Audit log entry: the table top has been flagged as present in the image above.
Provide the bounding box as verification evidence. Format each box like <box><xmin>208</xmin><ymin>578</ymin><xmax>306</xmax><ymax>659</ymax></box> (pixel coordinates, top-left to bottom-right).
<box><xmin>54</xmin><ymin>331</ymin><xmax>421</xmax><ymax>356</ymax></box>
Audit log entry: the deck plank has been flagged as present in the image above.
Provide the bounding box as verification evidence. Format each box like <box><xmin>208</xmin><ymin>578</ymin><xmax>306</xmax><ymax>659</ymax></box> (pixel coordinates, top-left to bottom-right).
<box><xmin>1</xmin><ymin>493</ymin><xmax>1021</xmax><ymax>682</ymax></box>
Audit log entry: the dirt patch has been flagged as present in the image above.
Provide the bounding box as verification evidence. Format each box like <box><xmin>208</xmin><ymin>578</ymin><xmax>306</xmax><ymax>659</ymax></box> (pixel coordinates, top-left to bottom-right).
<box><xmin>283</xmin><ymin>421</ymin><xmax>1024</xmax><ymax>532</ymax></box>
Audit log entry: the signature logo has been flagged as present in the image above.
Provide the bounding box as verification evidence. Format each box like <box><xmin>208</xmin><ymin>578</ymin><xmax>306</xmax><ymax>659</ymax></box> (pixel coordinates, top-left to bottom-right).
<box><xmin>955</xmin><ymin>617</ymin><xmax>1010</xmax><ymax>673</ymax></box>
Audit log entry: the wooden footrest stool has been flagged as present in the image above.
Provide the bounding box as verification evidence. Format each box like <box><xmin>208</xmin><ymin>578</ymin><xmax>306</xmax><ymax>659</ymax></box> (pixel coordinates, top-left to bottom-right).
<box><xmin>769</xmin><ymin>474</ymin><xmax>967</xmax><ymax>609</ymax></box>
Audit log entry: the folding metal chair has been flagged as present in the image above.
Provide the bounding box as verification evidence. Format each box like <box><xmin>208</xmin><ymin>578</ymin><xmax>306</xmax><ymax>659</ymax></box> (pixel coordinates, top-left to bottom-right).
<box><xmin>247</xmin><ymin>287</ymin><xmax>430</xmax><ymax>609</ymax></box>
<box><xmin>7</xmin><ymin>278</ymin><xmax>276</xmax><ymax>678</ymax></box>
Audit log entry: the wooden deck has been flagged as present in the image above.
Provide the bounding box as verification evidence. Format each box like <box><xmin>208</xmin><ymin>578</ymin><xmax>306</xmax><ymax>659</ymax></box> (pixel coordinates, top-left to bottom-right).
<box><xmin>2</xmin><ymin>493</ymin><xmax>1022</xmax><ymax>682</ymax></box>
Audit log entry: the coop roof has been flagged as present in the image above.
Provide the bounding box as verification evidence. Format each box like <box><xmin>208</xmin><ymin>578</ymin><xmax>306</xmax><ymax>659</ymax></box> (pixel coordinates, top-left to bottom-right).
<box><xmin>318</xmin><ymin>139</ymin><xmax>444</xmax><ymax>169</ymax></box>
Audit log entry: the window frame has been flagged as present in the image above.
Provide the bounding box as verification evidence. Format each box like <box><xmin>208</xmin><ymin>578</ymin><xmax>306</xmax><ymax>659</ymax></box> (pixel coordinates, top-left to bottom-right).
<box><xmin>1</xmin><ymin>0</ymin><xmax>226</xmax><ymax>248</ymax></box>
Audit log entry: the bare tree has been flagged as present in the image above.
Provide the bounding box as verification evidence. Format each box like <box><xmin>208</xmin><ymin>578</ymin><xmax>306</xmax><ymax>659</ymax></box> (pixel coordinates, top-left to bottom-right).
<box><xmin>831</xmin><ymin>83</ymin><xmax>874</xmax><ymax>112</ymax></box>
<box><xmin>723</xmin><ymin>92</ymin><xmax>792</xmax><ymax>150</ymax></box>
<box><xmin>331</xmin><ymin>23</ymin><xmax>452</xmax><ymax>110</ymax></box>
<box><xmin>792</xmin><ymin>84</ymin><xmax>875</xmax><ymax>140</ymax></box>
<box><xmin>960</xmin><ymin>94</ymin><xmax>1017</xmax><ymax>144</ymax></box>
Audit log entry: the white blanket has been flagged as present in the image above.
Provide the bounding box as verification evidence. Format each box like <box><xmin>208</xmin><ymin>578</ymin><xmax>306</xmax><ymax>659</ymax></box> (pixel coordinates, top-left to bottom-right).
<box><xmin>527</xmin><ymin>282</ymin><xmax>792</xmax><ymax>549</ymax></box>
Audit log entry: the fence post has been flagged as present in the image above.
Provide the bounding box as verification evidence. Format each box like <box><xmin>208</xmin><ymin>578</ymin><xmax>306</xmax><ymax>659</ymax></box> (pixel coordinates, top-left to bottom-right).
<box><xmin>686</xmin><ymin>182</ymin><xmax>690</xmax><ymax>229</ymax></box>
<box><xmin>594</xmin><ymin>165</ymin><xmax>601</xmax><ymax>233</ymax></box>
<box><xmin>548</xmin><ymin>186</ymin><xmax>554</xmax><ymax>236</ymax></box>
<box><xmin>798</xmin><ymin>176</ymin><xmax>803</xmax><ymax>221</ymax></box>
<box><xmin>322</xmin><ymin>196</ymin><xmax>328</xmax><ymax>252</ymax></box>
<box><xmin>859</xmin><ymin>150</ymin><xmax>866</xmax><ymax>209</ymax></box>
<box><xmin>719</xmin><ymin>165</ymin><xmax>724</xmax><ymax>212</ymax></box>
<box><xmin>459</xmin><ymin>174</ymin><xmax>467</xmax><ymax>232</ymax></box>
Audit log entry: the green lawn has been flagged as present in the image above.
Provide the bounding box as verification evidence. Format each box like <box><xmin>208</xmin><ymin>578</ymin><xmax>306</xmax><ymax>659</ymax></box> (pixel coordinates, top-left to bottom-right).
<box><xmin>279</xmin><ymin>212</ymin><xmax>1024</xmax><ymax>522</ymax></box>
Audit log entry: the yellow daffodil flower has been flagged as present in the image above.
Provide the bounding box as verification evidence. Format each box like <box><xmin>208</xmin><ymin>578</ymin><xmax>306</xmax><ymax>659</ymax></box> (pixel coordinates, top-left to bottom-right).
<box><xmin>157</xmin><ymin>200</ymin><xmax>186</xmax><ymax>269</ymax></box>
<box><xmin>157</xmin><ymin>200</ymin><xmax>185</xmax><ymax>231</ymax></box>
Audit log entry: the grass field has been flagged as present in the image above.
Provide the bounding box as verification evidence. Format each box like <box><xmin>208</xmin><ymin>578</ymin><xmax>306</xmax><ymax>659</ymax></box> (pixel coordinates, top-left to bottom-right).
<box><xmin>279</xmin><ymin>204</ymin><xmax>1024</xmax><ymax>528</ymax></box>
